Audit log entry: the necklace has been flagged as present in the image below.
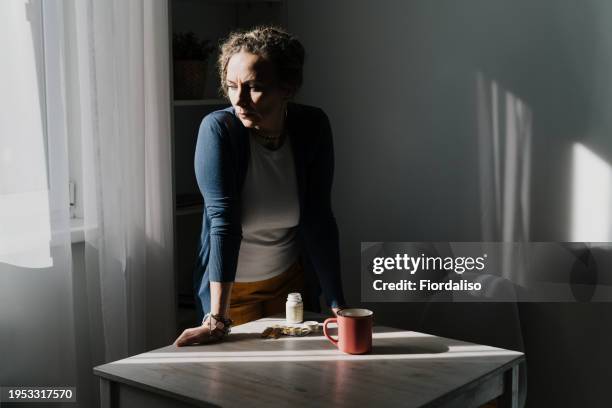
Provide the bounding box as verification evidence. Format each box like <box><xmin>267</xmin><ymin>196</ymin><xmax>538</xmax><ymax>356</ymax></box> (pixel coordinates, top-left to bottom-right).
<box><xmin>253</xmin><ymin>130</ymin><xmax>282</xmax><ymax>141</ymax></box>
<box><xmin>252</xmin><ymin>130</ymin><xmax>286</xmax><ymax>150</ymax></box>
<box><xmin>249</xmin><ymin>106</ymin><xmax>289</xmax><ymax>149</ymax></box>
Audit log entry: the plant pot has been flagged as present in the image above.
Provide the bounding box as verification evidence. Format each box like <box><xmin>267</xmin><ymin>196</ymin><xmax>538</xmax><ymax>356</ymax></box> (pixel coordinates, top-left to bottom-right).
<box><xmin>173</xmin><ymin>59</ymin><xmax>208</xmax><ymax>100</ymax></box>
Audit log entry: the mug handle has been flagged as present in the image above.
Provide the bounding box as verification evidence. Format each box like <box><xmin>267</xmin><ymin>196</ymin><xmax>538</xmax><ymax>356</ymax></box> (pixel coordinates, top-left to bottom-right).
<box><xmin>323</xmin><ymin>318</ymin><xmax>339</xmax><ymax>346</ymax></box>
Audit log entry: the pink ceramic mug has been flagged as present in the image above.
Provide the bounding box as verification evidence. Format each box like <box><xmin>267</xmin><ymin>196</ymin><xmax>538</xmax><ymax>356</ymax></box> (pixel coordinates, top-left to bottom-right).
<box><xmin>323</xmin><ymin>308</ymin><xmax>373</xmax><ymax>354</ymax></box>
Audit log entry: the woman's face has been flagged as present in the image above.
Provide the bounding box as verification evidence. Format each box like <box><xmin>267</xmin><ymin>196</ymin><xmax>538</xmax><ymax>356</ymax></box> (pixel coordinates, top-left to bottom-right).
<box><xmin>225</xmin><ymin>51</ymin><xmax>290</xmax><ymax>132</ymax></box>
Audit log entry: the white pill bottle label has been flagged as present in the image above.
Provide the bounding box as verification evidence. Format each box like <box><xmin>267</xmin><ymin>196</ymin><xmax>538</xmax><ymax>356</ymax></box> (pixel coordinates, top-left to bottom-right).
<box><xmin>286</xmin><ymin>292</ymin><xmax>304</xmax><ymax>324</ymax></box>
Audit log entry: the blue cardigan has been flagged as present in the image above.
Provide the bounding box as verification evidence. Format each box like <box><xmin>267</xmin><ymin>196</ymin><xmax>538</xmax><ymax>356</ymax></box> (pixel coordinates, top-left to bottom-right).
<box><xmin>193</xmin><ymin>102</ymin><xmax>346</xmax><ymax>321</ymax></box>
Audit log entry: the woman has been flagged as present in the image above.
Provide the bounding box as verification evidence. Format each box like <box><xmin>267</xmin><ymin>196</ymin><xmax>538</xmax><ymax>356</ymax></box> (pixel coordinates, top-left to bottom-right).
<box><xmin>174</xmin><ymin>26</ymin><xmax>346</xmax><ymax>347</ymax></box>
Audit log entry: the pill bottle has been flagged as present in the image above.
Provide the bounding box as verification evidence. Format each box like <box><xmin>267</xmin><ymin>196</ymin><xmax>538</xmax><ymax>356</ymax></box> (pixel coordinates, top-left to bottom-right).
<box><xmin>286</xmin><ymin>292</ymin><xmax>304</xmax><ymax>324</ymax></box>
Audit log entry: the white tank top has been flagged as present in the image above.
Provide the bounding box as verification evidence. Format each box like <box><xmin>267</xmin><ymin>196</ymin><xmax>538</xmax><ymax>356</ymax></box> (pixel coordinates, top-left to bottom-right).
<box><xmin>234</xmin><ymin>133</ymin><xmax>300</xmax><ymax>282</ymax></box>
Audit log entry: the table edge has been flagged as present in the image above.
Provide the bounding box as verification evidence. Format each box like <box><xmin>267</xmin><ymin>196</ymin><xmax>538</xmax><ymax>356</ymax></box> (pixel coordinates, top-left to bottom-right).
<box><xmin>93</xmin><ymin>367</ymin><xmax>214</xmax><ymax>408</ymax></box>
<box><xmin>93</xmin><ymin>313</ymin><xmax>525</xmax><ymax>408</ymax></box>
<box><xmin>421</xmin><ymin>354</ymin><xmax>525</xmax><ymax>408</ymax></box>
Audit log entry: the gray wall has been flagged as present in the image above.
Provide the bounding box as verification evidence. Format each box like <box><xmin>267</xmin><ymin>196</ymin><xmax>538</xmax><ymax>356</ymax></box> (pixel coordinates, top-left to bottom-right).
<box><xmin>288</xmin><ymin>1</ymin><xmax>612</xmax><ymax>406</ymax></box>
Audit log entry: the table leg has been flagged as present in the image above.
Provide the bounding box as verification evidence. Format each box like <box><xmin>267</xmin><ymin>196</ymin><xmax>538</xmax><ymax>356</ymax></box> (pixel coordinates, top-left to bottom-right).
<box><xmin>499</xmin><ymin>365</ymin><xmax>519</xmax><ymax>408</ymax></box>
<box><xmin>100</xmin><ymin>378</ymin><xmax>118</xmax><ymax>408</ymax></box>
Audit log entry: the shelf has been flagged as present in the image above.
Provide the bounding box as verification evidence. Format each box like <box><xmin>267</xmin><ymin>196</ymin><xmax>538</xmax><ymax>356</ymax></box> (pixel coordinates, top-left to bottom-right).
<box><xmin>176</xmin><ymin>204</ymin><xmax>204</xmax><ymax>216</ymax></box>
<box><xmin>243</xmin><ymin>0</ymin><xmax>284</xmax><ymax>2</ymax></box>
<box><xmin>178</xmin><ymin>295</ymin><xmax>196</xmax><ymax>308</ymax></box>
<box><xmin>176</xmin><ymin>193</ymin><xmax>203</xmax><ymax>216</ymax></box>
<box><xmin>195</xmin><ymin>0</ymin><xmax>283</xmax><ymax>3</ymax></box>
<box><xmin>174</xmin><ymin>99</ymin><xmax>228</xmax><ymax>107</ymax></box>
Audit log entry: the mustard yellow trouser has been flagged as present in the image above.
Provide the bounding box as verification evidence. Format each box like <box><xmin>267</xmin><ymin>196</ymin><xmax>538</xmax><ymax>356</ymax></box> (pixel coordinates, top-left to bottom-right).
<box><xmin>229</xmin><ymin>260</ymin><xmax>304</xmax><ymax>326</ymax></box>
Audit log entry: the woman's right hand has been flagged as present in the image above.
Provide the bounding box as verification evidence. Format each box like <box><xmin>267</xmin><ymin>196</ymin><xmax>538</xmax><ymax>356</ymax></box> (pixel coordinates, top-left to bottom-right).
<box><xmin>173</xmin><ymin>324</ymin><xmax>215</xmax><ymax>347</ymax></box>
<box><xmin>174</xmin><ymin>314</ymin><xmax>232</xmax><ymax>347</ymax></box>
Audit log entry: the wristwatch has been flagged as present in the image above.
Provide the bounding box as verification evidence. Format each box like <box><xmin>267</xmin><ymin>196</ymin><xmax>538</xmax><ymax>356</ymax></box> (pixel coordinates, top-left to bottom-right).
<box><xmin>203</xmin><ymin>313</ymin><xmax>233</xmax><ymax>341</ymax></box>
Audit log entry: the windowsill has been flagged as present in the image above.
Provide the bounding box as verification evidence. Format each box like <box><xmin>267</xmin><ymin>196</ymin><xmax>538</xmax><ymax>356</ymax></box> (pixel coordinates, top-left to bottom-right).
<box><xmin>70</xmin><ymin>217</ymin><xmax>98</xmax><ymax>244</ymax></box>
<box><xmin>70</xmin><ymin>217</ymin><xmax>85</xmax><ymax>243</ymax></box>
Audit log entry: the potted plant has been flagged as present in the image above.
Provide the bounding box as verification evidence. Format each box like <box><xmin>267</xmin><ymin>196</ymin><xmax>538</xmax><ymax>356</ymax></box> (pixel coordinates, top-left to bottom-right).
<box><xmin>172</xmin><ymin>32</ymin><xmax>215</xmax><ymax>100</ymax></box>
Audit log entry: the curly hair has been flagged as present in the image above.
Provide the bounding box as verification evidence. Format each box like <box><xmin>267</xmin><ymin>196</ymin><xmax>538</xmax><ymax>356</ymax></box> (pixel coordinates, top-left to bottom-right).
<box><xmin>217</xmin><ymin>26</ymin><xmax>305</xmax><ymax>99</ymax></box>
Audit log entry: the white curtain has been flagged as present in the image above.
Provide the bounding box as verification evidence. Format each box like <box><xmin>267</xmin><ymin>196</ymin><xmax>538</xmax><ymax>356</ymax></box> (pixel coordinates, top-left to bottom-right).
<box><xmin>0</xmin><ymin>0</ymin><xmax>175</xmax><ymax>406</ymax></box>
<box><xmin>0</xmin><ymin>1</ymin><xmax>77</xmax><ymax>399</ymax></box>
<box><xmin>76</xmin><ymin>0</ymin><xmax>176</xmax><ymax>362</ymax></box>
<box><xmin>0</xmin><ymin>0</ymin><xmax>53</xmax><ymax>268</ymax></box>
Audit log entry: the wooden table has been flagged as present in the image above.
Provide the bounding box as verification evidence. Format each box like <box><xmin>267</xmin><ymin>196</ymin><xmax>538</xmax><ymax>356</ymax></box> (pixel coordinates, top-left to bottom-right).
<box><xmin>93</xmin><ymin>312</ymin><xmax>524</xmax><ymax>407</ymax></box>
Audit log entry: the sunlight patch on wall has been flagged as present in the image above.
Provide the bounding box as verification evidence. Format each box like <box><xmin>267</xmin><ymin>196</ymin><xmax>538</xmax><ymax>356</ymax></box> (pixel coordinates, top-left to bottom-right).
<box><xmin>571</xmin><ymin>143</ymin><xmax>612</xmax><ymax>242</ymax></box>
